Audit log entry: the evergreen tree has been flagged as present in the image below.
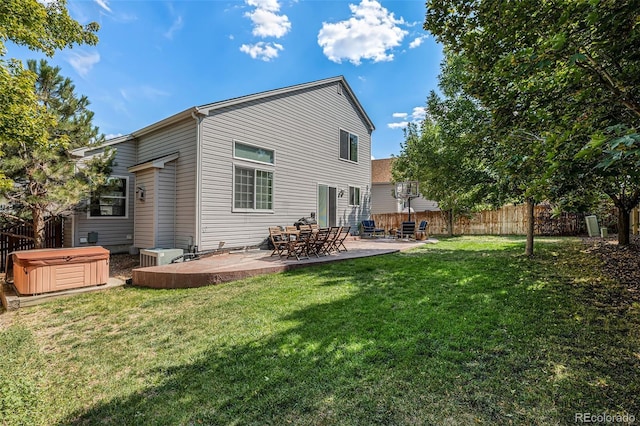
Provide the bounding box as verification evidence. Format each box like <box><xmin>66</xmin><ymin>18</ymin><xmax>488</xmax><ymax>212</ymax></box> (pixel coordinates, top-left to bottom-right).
<box><xmin>1</xmin><ymin>60</ymin><xmax>113</xmax><ymax>248</ymax></box>
<box><xmin>0</xmin><ymin>1</ymin><xmax>109</xmax><ymax>248</ymax></box>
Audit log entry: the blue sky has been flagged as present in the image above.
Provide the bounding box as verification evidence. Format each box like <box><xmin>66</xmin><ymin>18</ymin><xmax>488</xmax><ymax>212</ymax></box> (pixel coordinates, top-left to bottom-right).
<box><xmin>8</xmin><ymin>0</ymin><xmax>443</xmax><ymax>159</ymax></box>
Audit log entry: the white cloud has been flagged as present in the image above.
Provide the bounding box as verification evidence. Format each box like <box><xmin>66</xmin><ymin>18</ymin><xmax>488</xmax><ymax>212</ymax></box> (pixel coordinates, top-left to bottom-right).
<box><xmin>240</xmin><ymin>42</ymin><xmax>283</xmax><ymax>61</ymax></box>
<box><xmin>140</xmin><ymin>86</ymin><xmax>170</xmax><ymax>99</ymax></box>
<box><xmin>95</xmin><ymin>0</ymin><xmax>111</xmax><ymax>13</ymax></box>
<box><xmin>317</xmin><ymin>0</ymin><xmax>408</xmax><ymax>65</ymax></box>
<box><xmin>120</xmin><ymin>86</ymin><xmax>170</xmax><ymax>101</ymax></box>
<box><xmin>67</xmin><ymin>50</ymin><xmax>100</xmax><ymax>77</ymax></box>
<box><xmin>409</xmin><ymin>35</ymin><xmax>427</xmax><ymax>49</ymax></box>
<box><xmin>104</xmin><ymin>133</ymin><xmax>123</xmax><ymax>140</ymax></box>
<box><xmin>164</xmin><ymin>16</ymin><xmax>184</xmax><ymax>40</ymax></box>
<box><xmin>246</xmin><ymin>0</ymin><xmax>281</xmax><ymax>12</ymax></box>
<box><xmin>244</xmin><ymin>0</ymin><xmax>291</xmax><ymax>39</ymax></box>
<box><xmin>411</xmin><ymin>106</ymin><xmax>426</xmax><ymax>121</ymax></box>
<box><xmin>388</xmin><ymin>107</ymin><xmax>425</xmax><ymax>130</ymax></box>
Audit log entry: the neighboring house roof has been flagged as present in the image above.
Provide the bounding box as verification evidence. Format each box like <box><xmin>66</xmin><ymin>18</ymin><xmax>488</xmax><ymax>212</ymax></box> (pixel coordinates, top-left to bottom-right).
<box><xmin>372</xmin><ymin>158</ymin><xmax>395</xmax><ymax>184</ymax></box>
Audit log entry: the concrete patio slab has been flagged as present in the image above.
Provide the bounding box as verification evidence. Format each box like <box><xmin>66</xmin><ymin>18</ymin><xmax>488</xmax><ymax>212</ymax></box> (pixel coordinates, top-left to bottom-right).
<box><xmin>132</xmin><ymin>237</ymin><xmax>435</xmax><ymax>289</ymax></box>
<box><xmin>1</xmin><ymin>277</ymin><xmax>125</xmax><ymax>311</ymax></box>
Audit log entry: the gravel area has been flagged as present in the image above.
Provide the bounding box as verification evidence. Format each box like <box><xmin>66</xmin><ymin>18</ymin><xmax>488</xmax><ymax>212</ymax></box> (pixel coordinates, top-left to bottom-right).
<box><xmin>109</xmin><ymin>253</ymin><xmax>139</xmax><ymax>281</ymax></box>
<box><xmin>581</xmin><ymin>235</ymin><xmax>640</xmax><ymax>302</ymax></box>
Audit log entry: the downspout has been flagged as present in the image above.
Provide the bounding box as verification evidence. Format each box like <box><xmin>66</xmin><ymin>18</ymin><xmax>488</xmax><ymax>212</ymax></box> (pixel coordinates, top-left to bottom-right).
<box><xmin>192</xmin><ymin>110</ymin><xmax>203</xmax><ymax>251</ymax></box>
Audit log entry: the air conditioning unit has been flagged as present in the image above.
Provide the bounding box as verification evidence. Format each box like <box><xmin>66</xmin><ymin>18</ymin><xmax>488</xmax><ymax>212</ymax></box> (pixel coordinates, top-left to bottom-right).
<box><xmin>139</xmin><ymin>248</ymin><xmax>184</xmax><ymax>267</ymax></box>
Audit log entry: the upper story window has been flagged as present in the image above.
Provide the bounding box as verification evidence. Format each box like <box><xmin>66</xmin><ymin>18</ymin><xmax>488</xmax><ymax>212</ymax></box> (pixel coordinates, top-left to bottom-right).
<box><xmin>89</xmin><ymin>176</ymin><xmax>128</xmax><ymax>218</ymax></box>
<box><xmin>234</xmin><ymin>141</ymin><xmax>274</xmax><ymax>165</ymax></box>
<box><xmin>349</xmin><ymin>186</ymin><xmax>361</xmax><ymax>206</ymax></box>
<box><xmin>339</xmin><ymin>129</ymin><xmax>358</xmax><ymax>163</ymax></box>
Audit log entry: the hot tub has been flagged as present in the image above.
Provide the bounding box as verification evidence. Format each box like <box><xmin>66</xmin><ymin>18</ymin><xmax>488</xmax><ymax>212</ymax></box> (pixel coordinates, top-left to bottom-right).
<box><xmin>9</xmin><ymin>247</ymin><xmax>110</xmax><ymax>295</ymax></box>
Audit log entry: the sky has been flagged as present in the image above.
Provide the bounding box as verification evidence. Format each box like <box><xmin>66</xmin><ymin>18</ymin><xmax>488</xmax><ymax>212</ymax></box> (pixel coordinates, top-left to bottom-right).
<box><xmin>8</xmin><ymin>0</ymin><xmax>444</xmax><ymax>159</ymax></box>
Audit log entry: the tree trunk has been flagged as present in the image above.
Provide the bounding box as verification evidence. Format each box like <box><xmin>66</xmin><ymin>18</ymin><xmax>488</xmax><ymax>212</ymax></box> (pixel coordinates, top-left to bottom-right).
<box><xmin>32</xmin><ymin>208</ymin><xmax>45</xmax><ymax>249</ymax></box>
<box><xmin>447</xmin><ymin>209</ymin><xmax>454</xmax><ymax>237</ymax></box>
<box><xmin>618</xmin><ymin>207</ymin><xmax>631</xmax><ymax>246</ymax></box>
<box><xmin>525</xmin><ymin>198</ymin><xmax>535</xmax><ymax>257</ymax></box>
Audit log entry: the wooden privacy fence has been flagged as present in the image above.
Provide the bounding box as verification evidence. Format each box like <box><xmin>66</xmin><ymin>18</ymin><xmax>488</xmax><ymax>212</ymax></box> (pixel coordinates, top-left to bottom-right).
<box><xmin>1</xmin><ymin>218</ymin><xmax>63</xmax><ymax>272</ymax></box>
<box><xmin>371</xmin><ymin>205</ymin><xmax>586</xmax><ymax>236</ymax></box>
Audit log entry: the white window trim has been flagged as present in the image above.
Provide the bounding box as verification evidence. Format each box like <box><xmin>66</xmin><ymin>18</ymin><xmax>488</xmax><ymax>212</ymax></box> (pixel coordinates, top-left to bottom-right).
<box><xmin>338</xmin><ymin>128</ymin><xmax>359</xmax><ymax>164</ymax></box>
<box><xmin>87</xmin><ymin>175</ymin><xmax>129</xmax><ymax>219</ymax></box>
<box><xmin>232</xmin><ymin>163</ymin><xmax>275</xmax><ymax>214</ymax></box>
<box><xmin>233</xmin><ymin>140</ymin><xmax>276</xmax><ymax>167</ymax></box>
<box><xmin>348</xmin><ymin>185</ymin><xmax>361</xmax><ymax>206</ymax></box>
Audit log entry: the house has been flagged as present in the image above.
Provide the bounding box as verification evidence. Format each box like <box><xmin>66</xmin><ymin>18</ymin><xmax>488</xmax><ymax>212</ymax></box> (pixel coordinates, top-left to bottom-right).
<box><xmin>370</xmin><ymin>158</ymin><xmax>438</xmax><ymax>215</ymax></box>
<box><xmin>67</xmin><ymin>76</ymin><xmax>375</xmax><ymax>253</ymax></box>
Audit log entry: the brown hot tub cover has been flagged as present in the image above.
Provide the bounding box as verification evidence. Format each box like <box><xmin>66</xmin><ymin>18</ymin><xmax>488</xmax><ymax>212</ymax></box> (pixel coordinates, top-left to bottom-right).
<box><xmin>9</xmin><ymin>247</ymin><xmax>110</xmax><ymax>295</ymax></box>
<box><xmin>11</xmin><ymin>247</ymin><xmax>109</xmax><ymax>266</ymax></box>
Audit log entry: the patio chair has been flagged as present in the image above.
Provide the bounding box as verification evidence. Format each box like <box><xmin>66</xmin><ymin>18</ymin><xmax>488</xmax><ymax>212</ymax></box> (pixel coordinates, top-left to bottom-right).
<box><xmin>325</xmin><ymin>226</ymin><xmax>342</xmax><ymax>254</ymax></box>
<box><xmin>397</xmin><ymin>221</ymin><xmax>416</xmax><ymax>240</ymax></box>
<box><xmin>361</xmin><ymin>220</ymin><xmax>385</xmax><ymax>238</ymax></box>
<box><xmin>335</xmin><ymin>226</ymin><xmax>351</xmax><ymax>252</ymax></box>
<box><xmin>268</xmin><ymin>226</ymin><xmax>288</xmax><ymax>258</ymax></box>
<box><xmin>288</xmin><ymin>229</ymin><xmax>312</xmax><ymax>260</ymax></box>
<box><xmin>311</xmin><ymin>228</ymin><xmax>331</xmax><ymax>257</ymax></box>
<box><xmin>416</xmin><ymin>220</ymin><xmax>429</xmax><ymax>240</ymax></box>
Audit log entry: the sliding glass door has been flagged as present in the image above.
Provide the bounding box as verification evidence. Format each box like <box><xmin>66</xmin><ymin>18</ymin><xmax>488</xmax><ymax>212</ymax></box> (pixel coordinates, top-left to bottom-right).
<box><xmin>317</xmin><ymin>184</ymin><xmax>337</xmax><ymax>228</ymax></box>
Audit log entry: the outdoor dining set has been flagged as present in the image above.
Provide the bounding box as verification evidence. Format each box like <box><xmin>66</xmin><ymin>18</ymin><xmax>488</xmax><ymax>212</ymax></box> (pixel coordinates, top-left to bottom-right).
<box><xmin>268</xmin><ymin>225</ymin><xmax>351</xmax><ymax>261</ymax></box>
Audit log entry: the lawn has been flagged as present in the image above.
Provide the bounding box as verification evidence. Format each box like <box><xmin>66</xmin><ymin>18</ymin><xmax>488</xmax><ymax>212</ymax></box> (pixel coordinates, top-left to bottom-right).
<box><xmin>1</xmin><ymin>236</ymin><xmax>639</xmax><ymax>425</ymax></box>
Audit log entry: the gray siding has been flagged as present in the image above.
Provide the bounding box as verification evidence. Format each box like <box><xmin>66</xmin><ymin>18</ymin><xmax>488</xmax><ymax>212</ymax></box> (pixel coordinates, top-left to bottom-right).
<box><xmin>371</xmin><ymin>183</ymin><xmax>439</xmax><ymax>214</ymax></box>
<box><xmin>73</xmin><ymin>140</ymin><xmax>136</xmax><ymax>252</ymax></box>
<box><xmin>410</xmin><ymin>196</ymin><xmax>439</xmax><ymax>212</ymax></box>
<box><xmin>133</xmin><ymin>169</ymin><xmax>156</xmax><ymax>248</ymax></box>
<box><xmin>198</xmin><ymin>81</ymin><xmax>372</xmax><ymax>249</ymax></box>
<box><xmin>371</xmin><ymin>183</ymin><xmax>400</xmax><ymax>214</ymax></box>
<box><xmin>135</xmin><ymin>119</ymin><xmax>196</xmax><ymax>250</ymax></box>
<box><xmin>156</xmin><ymin>162</ymin><xmax>176</xmax><ymax>248</ymax></box>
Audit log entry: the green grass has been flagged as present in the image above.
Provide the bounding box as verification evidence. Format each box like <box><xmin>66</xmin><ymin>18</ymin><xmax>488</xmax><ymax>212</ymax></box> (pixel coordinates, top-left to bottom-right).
<box><xmin>1</xmin><ymin>236</ymin><xmax>639</xmax><ymax>425</ymax></box>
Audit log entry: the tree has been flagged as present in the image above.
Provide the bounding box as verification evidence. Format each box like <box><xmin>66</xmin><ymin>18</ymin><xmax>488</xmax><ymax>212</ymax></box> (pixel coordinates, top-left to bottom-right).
<box><xmin>424</xmin><ymin>0</ymin><xmax>640</xmax><ymax>245</ymax></box>
<box><xmin>0</xmin><ymin>0</ymin><xmax>99</xmax><ymax>56</ymax></box>
<box><xmin>392</xmin><ymin>51</ymin><xmax>497</xmax><ymax>236</ymax></box>
<box><xmin>0</xmin><ymin>0</ymin><xmax>108</xmax><ymax>248</ymax></box>
<box><xmin>0</xmin><ymin>0</ymin><xmax>99</xmax><ymax>185</ymax></box>
<box><xmin>1</xmin><ymin>60</ymin><xmax>113</xmax><ymax>248</ymax></box>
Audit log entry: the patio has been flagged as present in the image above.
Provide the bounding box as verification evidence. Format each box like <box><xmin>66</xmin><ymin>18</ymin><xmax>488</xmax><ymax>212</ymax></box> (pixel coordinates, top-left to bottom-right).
<box><xmin>132</xmin><ymin>237</ymin><xmax>434</xmax><ymax>289</ymax></box>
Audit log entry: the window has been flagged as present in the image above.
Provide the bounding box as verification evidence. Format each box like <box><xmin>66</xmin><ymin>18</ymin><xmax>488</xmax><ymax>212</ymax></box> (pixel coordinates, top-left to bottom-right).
<box><xmin>234</xmin><ymin>141</ymin><xmax>274</xmax><ymax>165</ymax></box>
<box><xmin>89</xmin><ymin>177</ymin><xmax>128</xmax><ymax>218</ymax></box>
<box><xmin>234</xmin><ymin>166</ymin><xmax>273</xmax><ymax>211</ymax></box>
<box><xmin>349</xmin><ymin>186</ymin><xmax>361</xmax><ymax>206</ymax></box>
<box><xmin>339</xmin><ymin>130</ymin><xmax>358</xmax><ymax>162</ymax></box>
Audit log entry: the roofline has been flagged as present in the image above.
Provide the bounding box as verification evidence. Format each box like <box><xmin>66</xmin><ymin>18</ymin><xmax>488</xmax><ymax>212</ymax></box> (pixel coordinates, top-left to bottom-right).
<box><xmin>128</xmin><ymin>152</ymin><xmax>180</xmax><ymax>173</ymax></box>
<box><xmin>79</xmin><ymin>76</ymin><xmax>376</xmax><ymax>146</ymax></box>
<box><xmin>131</xmin><ymin>107</ymin><xmax>202</xmax><ymax>139</ymax></box>
<box><xmin>195</xmin><ymin>76</ymin><xmax>375</xmax><ymax>132</ymax></box>
<box><xmin>70</xmin><ymin>134</ymin><xmax>134</xmax><ymax>157</ymax></box>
